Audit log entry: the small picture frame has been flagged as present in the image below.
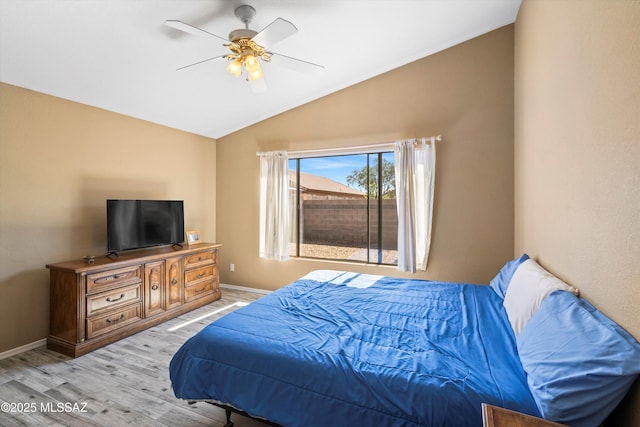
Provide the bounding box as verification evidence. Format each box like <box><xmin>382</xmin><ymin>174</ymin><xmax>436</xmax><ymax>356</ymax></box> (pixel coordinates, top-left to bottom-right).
<box><xmin>185</xmin><ymin>230</ymin><xmax>201</xmax><ymax>245</ymax></box>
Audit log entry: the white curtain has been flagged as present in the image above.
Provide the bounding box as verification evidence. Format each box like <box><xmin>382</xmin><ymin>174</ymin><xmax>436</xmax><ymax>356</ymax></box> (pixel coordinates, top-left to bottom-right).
<box><xmin>259</xmin><ymin>151</ymin><xmax>289</xmax><ymax>260</ymax></box>
<box><xmin>394</xmin><ymin>138</ymin><xmax>436</xmax><ymax>272</ymax></box>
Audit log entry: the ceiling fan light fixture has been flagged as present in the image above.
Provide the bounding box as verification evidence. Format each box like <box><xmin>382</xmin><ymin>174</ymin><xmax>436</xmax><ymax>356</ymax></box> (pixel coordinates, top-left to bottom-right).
<box><xmin>226</xmin><ymin>59</ymin><xmax>243</xmax><ymax>77</ymax></box>
<box><xmin>223</xmin><ymin>37</ymin><xmax>268</xmax><ymax>80</ymax></box>
<box><xmin>243</xmin><ymin>54</ymin><xmax>260</xmax><ymax>72</ymax></box>
<box><xmin>247</xmin><ymin>67</ymin><xmax>263</xmax><ymax>81</ymax></box>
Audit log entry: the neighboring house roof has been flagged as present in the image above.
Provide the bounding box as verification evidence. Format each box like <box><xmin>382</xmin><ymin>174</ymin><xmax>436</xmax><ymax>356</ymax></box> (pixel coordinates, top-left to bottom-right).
<box><xmin>289</xmin><ymin>170</ymin><xmax>364</xmax><ymax>197</ymax></box>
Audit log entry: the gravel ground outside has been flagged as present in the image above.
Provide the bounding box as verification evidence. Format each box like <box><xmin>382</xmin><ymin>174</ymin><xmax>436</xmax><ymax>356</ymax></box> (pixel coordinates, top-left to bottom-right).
<box><xmin>296</xmin><ymin>243</ymin><xmax>398</xmax><ymax>265</ymax></box>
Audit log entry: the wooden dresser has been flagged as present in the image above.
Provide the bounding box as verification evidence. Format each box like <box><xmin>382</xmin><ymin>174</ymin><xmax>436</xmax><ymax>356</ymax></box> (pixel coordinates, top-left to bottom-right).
<box><xmin>46</xmin><ymin>243</ymin><xmax>222</xmax><ymax>357</ymax></box>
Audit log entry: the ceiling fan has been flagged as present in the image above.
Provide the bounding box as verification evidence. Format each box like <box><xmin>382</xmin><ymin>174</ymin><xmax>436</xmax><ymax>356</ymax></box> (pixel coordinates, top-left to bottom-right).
<box><xmin>165</xmin><ymin>5</ymin><xmax>324</xmax><ymax>92</ymax></box>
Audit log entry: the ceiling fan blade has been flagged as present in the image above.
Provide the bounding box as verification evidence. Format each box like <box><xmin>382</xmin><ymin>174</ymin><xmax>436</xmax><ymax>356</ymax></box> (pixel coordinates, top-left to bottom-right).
<box><xmin>252</xmin><ymin>18</ymin><xmax>297</xmax><ymax>49</ymax></box>
<box><xmin>165</xmin><ymin>20</ymin><xmax>228</xmax><ymax>42</ymax></box>
<box><xmin>176</xmin><ymin>55</ymin><xmax>225</xmax><ymax>71</ymax></box>
<box><xmin>270</xmin><ymin>52</ymin><xmax>325</xmax><ymax>74</ymax></box>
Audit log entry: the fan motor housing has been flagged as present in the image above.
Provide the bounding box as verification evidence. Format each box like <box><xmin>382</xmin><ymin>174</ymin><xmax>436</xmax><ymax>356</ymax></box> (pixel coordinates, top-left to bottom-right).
<box><xmin>228</xmin><ymin>28</ymin><xmax>258</xmax><ymax>42</ymax></box>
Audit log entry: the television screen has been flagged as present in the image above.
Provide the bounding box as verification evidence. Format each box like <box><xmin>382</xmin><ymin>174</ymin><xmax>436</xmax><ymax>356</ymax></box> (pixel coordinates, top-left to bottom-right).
<box><xmin>107</xmin><ymin>200</ymin><xmax>184</xmax><ymax>254</ymax></box>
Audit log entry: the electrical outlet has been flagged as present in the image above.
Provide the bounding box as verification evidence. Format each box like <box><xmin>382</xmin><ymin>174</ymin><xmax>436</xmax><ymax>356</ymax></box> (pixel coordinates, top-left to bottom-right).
<box><xmin>230</xmin><ymin>263</ymin><xmax>235</xmax><ymax>272</ymax></box>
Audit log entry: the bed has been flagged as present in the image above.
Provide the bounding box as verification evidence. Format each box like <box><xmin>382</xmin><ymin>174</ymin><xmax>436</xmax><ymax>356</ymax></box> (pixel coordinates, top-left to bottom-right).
<box><xmin>169</xmin><ymin>256</ymin><xmax>640</xmax><ymax>427</ymax></box>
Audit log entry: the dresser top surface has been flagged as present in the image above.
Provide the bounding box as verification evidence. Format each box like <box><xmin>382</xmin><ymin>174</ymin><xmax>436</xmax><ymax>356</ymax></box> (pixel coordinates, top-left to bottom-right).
<box><xmin>46</xmin><ymin>243</ymin><xmax>221</xmax><ymax>273</ymax></box>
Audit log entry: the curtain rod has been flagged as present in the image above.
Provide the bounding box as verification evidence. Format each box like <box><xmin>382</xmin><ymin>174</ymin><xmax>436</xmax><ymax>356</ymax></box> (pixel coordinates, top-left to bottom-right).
<box><xmin>257</xmin><ymin>135</ymin><xmax>442</xmax><ymax>158</ymax></box>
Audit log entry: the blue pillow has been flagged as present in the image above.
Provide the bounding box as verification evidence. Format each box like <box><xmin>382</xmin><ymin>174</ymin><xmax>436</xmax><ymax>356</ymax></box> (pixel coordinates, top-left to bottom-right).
<box><xmin>517</xmin><ymin>291</ymin><xmax>640</xmax><ymax>427</ymax></box>
<box><xmin>489</xmin><ymin>253</ymin><xmax>529</xmax><ymax>299</ymax></box>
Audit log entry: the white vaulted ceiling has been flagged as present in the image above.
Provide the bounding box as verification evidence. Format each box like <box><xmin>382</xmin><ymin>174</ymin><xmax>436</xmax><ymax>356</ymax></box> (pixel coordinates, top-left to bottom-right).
<box><xmin>0</xmin><ymin>0</ymin><xmax>521</xmax><ymax>139</ymax></box>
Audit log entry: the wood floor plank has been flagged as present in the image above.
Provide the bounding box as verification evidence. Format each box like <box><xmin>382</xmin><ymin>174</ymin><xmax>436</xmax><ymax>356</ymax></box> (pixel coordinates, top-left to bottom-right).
<box><xmin>0</xmin><ymin>288</ymin><xmax>269</xmax><ymax>427</ymax></box>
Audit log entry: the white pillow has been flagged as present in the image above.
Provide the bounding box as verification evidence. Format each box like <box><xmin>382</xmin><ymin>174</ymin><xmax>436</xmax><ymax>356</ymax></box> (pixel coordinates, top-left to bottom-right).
<box><xmin>503</xmin><ymin>259</ymin><xmax>579</xmax><ymax>335</ymax></box>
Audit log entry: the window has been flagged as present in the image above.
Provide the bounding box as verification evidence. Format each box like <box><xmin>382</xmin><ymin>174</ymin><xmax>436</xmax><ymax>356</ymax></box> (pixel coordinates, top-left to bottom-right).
<box><xmin>288</xmin><ymin>152</ymin><xmax>397</xmax><ymax>265</ymax></box>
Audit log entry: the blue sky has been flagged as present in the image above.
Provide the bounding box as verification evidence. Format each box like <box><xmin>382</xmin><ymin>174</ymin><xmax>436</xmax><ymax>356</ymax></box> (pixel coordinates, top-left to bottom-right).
<box><xmin>297</xmin><ymin>155</ymin><xmax>366</xmax><ymax>187</ymax></box>
<box><xmin>289</xmin><ymin>153</ymin><xmax>394</xmax><ymax>188</ymax></box>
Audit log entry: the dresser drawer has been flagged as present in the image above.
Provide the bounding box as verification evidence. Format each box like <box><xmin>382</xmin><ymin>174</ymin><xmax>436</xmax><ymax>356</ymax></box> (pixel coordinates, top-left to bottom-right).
<box><xmin>86</xmin><ymin>303</ymin><xmax>142</xmax><ymax>339</ymax></box>
<box><xmin>86</xmin><ymin>265</ymin><xmax>142</xmax><ymax>294</ymax></box>
<box><xmin>86</xmin><ymin>284</ymin><xmax>142</xmax><ymax>316</ymax></box>
<box><xmin>185</xmin><ymin>279</ymin><xmax>216</xmax><ymax>302</ymax></box>
<box><xmin>183</xmin><ymin>250</ymin><xmax>216</xmax><ymax>270</ymax></box>
<box><xmin>185</xmin><ymin>265</ymin><xmax>216</xmax><ymax>285</ymax></box>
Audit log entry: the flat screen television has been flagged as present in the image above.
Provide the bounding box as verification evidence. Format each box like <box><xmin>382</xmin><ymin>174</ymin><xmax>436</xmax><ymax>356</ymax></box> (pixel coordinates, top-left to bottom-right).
<box><xmin>106</xmin><ymin>199</ymin><xmax>185</xmax><ymax>255</ymax></box>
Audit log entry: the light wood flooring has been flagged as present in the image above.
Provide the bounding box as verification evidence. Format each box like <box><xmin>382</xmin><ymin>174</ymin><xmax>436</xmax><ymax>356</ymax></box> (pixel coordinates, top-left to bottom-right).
<box><xmin>0</xmin><ymin>288</ymin><xmax>270</xmax><ymax>427</ymax></box>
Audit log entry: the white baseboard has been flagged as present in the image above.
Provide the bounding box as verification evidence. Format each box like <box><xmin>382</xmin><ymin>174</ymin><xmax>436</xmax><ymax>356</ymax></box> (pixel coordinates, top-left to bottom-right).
<box><xmin>220</xmin><ymin>282</ymin><xmax>272</xmax><ymax>295</ymax></box>
<box><xmin>0</xmin><ymin>338</ymin><xmax>47</xmax><ymax>360</ymax></box>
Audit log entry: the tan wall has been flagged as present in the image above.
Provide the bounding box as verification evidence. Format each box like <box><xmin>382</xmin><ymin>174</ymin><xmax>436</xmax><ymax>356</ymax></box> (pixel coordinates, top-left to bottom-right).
<box><xmin>0</xmin><ymin>83</ymin><xmax>217</xmax><ymax>353</ymax></box>
<box><xmin>514</xmin><ymin>0</ymin><xmax>639</xmax><ymax>340</ymax></box>
<box><xmin>514</xmin><ymin>1</ymin><xmax>640</xmax><ymax>423</ymax></box>
<box><xmin>217</xmin><ymin>26</ymin><xmax>516</xmax><ymax>290</ymax></box>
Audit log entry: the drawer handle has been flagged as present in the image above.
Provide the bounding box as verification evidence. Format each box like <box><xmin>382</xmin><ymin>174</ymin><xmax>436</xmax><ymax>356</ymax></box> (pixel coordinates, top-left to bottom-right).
<box><xmin>171</xmin><ymin>279</ymin><xmax>178</xmax><ymax>285</ymax></box>
<box><xmin>106</xmin><ymin>314</ymin><xmax>125</xmax><ymax>323</ymax></box>
<box><xmin>151</xmin><ymin>284</ymin><xmax>159</xmax><ymax>291</ymax></box>
<box><xmin>96</xmin><ymin>274</ymin><xmax>123</xmax><ymax>284</ymax></box>
<box><xmin>194</xmin><ymin>286</ymin><xmax>206</xmax><ymax>293</ymax></box>
<box><xmin>106</xmin><ymin>293</ymin><xmax>125</xmax><ymax>303</ymax></box>
<box><xmin>195</xmin><ymin>272</ymin><xmax>208</xmax><ymax>279</ymax></box>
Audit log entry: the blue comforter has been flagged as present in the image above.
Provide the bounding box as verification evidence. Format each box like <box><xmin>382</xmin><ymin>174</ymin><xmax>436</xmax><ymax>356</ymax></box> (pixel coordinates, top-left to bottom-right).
<box><xmin>170</xmin><ymin>270</ymin><xmax>539</xmax><ymax>426</ymax></box>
